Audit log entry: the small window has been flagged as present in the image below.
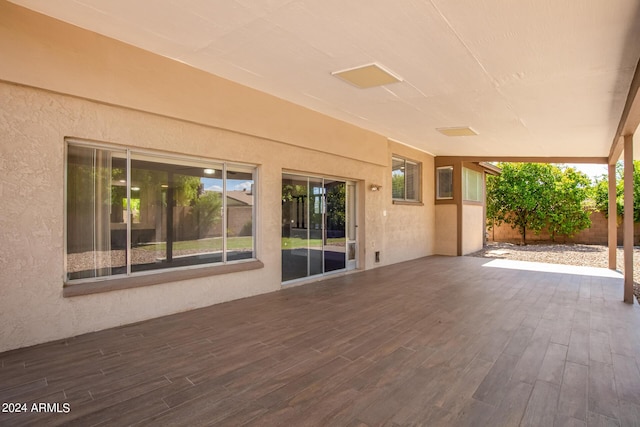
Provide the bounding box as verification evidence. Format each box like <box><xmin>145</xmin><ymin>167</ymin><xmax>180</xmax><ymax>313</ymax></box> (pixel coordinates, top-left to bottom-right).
<box><xmin>392</xmin><ymin>156</ymin><xmax>421</xmax><ymax>201</ymax></box>
<box><xmin>463</xmin><ymin>167</ymin><xmax>483</xmax><ymax>202</ymax></box>
<box><xmin>437</xmin><ymin>167</ymin><xmax>453</xmax><ymax>199</ymax></box>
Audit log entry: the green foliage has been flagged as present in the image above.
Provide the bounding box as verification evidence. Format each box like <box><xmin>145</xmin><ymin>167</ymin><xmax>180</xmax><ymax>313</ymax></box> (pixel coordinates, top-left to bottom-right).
<box><xmin>487</xmin><ymin>163</ymin><xmax>591</xmax><ymax>244</ymax></box>
<box><xmin>175</xmin><ymin>175</ymin><xmax>203</xmax><ymax>206</ymax></box>
<box><xmin>392</xmin><ymin>172</ymin><xmax>404</xmax><ymax>199</ymax></box>
<box><xmin>326</xmin><ymin>183</ymin><xmax>346</xmax><ymax>231</ymax></box>
<box><xmin>487</xmin><ymin>163</ymin><xmax>555</xmax><ymax>244</ymax></box>
<box><xmin>192</xmin><ymin>191</ymin><xmax>222</xmax><ymax>230</ymax></box>
<box><xmin>282</xmin><ymin>184</ymin><xmax>307</xmax><ymax>202</ymax></box>
<box><xmin>281</xmin><ymin>182</ymin><xmax>346</xmax><ymax>231</ymax></box>
<box><xmin>592</xmin><ymin>175</ymin><xmax>623</xmax><ymax>220</ymax></box>
<box><xmin>546</xmin><ymin>167</ymin><xmax>591</xmax><ymax>241</ymax></box>
<box><xmin>592</xmin><ymin>161</ymin><xmax>640</xmax><ymax>222</ymax></box>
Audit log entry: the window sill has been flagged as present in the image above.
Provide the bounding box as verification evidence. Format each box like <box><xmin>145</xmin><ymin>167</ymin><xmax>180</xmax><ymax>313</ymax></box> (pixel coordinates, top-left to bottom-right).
<box><xmin>63</xmin><ymin>260</ymin><xmax>264</xmax><ymax>297</ymax></box>
<box><xmin>392</xmin><ymin>200</ymin><xmax>424</xmax><ymax>206</ymax></box>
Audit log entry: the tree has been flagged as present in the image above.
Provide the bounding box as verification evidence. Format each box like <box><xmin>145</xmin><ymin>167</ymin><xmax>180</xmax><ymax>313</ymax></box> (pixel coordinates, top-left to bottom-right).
<box><xmin>191</xmin><ymin>191</ymin><xmax>222</xmax><ymax>237</ymax></box>
<box><xmin>486</xmin><ymin>163</ymin><xmax>591</xmax><ymax>244</ymax></box>
<box><xmin>487</xmin><ymin>163</ymin><xmax>556</xmax><ymax>244</ymax></box>
<box><xmin>392</xmin><ymin>172</ymin><xmax>404</xmax><ymax>199</ymax></box>
<box><xmin>326</xmin><ymin>183</ymin><xmax>346</xmax><ymax>231</ymax></box>
<box><xmin>546</xmin><ymin>167</ymin><xmax>591</xmax><ymax>241</ymax></box>
<box><xmin>593</xmin><ymin>161</ymin><xmax>640</xmax><ymax>221</ymax></box>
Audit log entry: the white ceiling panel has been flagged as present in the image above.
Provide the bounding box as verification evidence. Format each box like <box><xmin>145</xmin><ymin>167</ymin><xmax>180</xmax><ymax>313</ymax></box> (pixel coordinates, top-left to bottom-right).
<box><xmin>9</xmin><ymin>0</ymin><xmax>640</xmax><ymax>158</ymax></box>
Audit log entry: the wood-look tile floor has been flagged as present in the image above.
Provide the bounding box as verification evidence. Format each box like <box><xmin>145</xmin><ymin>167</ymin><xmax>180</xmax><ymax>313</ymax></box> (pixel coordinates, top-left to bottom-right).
<box><xmin>2</xmin><ymin>256</ymin><xmax>640</xmax><ymax>426</ymax></box>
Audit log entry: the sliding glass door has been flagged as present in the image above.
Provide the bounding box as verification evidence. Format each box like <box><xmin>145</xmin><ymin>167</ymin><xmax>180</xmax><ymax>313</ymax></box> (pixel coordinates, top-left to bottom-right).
<box><xmin>282</xmin><ymin>174</ymin><xmax>353</xmax><ymax>283</ymax></box>
<box><xmin>323</xmin><ymin>179</ymin><xmax>346</xmax><ymax>273</ymax></box>
<box><xmin>309</xmin><ymin>177</ymin><xmax>324</xmax><ymax>277</ymax></box>
<box><xmin>281</xmin><ymin>175</ymin><xmax>308</xmax><ymax>282</ymax></box>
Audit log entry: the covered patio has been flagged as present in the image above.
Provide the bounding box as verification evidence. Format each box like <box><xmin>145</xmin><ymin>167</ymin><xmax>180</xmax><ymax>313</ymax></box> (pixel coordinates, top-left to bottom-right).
<box><xmin>3</xmin><ymin>2</ymin><xmax>640</xmax><ymax>426</ymax></box>
<box><xmin>1</xmin><ymin>256</ymin><xmax>639</xmax><ymax>426</ymax></box>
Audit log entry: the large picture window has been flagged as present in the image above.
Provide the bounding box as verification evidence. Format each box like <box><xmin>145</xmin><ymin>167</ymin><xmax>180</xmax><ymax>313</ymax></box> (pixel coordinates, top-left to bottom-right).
<box><xmin>392</xmin><ymin>156</ymin><xmax>421</xmax><ymax>201</ymax></box>
<box><xmin>65</xmin><ymin>140</ymin><xmax>256</xmax><ymax>283</ymax></box>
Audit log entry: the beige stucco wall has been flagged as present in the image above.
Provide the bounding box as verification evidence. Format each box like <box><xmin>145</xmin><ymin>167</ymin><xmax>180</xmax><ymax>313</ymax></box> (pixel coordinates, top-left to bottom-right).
<box><xmin>0</xmin><ymin>1</ymin><xmax>386</xmax><ymax>167</ymax></box>
<box><xmin>434</xmin><ymin>205</ymin><xmax>458</xmax><ymax>256</ymax></box>
<box><xmin>462</xmin><ymin>204</ymin><xmax>485</xmax><ymax>255</ymax></box>
<box><xmin>0</xmin><ymin>3</ymin><xmax>437</xmax><ymax>352</ymax></box>
<box><xmin>380</xmin><ymin>142</ymin><xmax>435</xmax><ymax>266</ymax></box>
<box><xmin>0</xmin><ymin>81</ymin><xmax>387</xmax><ymax>352</ymax></box>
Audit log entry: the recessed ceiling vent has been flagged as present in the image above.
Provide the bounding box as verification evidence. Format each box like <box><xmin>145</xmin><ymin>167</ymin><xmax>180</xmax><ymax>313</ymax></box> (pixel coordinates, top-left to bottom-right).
<box><xmin>436</xmin><ymin>127</ymin><xmax>478</xmax><ymax>137</ymax></box>
<box><xmin>332</xmin><ymin>63</ymin><xmax>402</xmax><ymax>88</ymax></box>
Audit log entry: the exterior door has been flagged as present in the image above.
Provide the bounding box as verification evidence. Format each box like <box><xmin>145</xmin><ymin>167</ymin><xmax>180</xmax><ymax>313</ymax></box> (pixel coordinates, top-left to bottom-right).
<box><xmin>323</xmin><ymin>179</ymin><xmax>346</xmax><ymax>273</ymax></box>
<box><xmin>346</xmin><ymin>182</ymin><xmax>357</xmax><ymax>271</ymax></box>
<box><xmin>281</xmin><ymin>174</ymin><xmax>356</xmax><ymax>283</ymax></box>
<box><xmin>281</xmin><ymin>175</ymin><xmax>309</xmax><ymax>282</ymax></box>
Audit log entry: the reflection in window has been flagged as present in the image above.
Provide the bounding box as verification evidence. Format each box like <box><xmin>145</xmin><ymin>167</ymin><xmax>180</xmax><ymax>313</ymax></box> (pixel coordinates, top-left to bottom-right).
<box><xmin>437</xmin><ymin>166</ymin><xmax>453</xmax><ymax>199</ymax></box>
<box><xmin>463</xmin><ymin>167</ymin><xmax>483</xmax><ymax>202</ymax></box>
<box><xmin>65</xmin><ymin>140</ymin><xmax>256</xmax><ymax>283</ymax></box>
<box><xmin>281</xmin><ymin>174</ymin><xmax>347</xmax><ymax>282</ymax></box>
<box><xmin>226</xmin><ymin>166</ymin><xmax>255</xmax><ymax>261</ymax></box>
<box><xmin>392</xmin><ymin>156</ymin><xmax>421</xmax><ymax>201</ymax></box>
<box><xmin>66</xmin><ymin>145</ymin><xmax>126</xmax><ymax>279</ymax></box>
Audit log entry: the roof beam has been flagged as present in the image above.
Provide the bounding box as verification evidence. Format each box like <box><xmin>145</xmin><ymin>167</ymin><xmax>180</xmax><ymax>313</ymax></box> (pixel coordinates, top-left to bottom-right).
<box><xmin>609</xmin><ymin>56</ymin><xmax>640</xmax><ymax>164</ymax></box>
<box><xmin>435</xmin><ymin>156</ymin><xmax>607</xmax><ymax>165</ymax></box>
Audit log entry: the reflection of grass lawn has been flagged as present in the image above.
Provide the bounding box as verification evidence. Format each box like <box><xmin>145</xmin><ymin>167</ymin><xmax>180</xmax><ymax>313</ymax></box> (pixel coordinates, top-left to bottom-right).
<box><xmin>138</xmin><ymin>236</ymin><xmax>346</xmax><ymax>251</ymax></box>
<box><xmin>137</xmin><ymin>236</ymin><xmax>253</xmax><ymax>251</ymax></box>
<box><xmin>282</xmin><ymin>237</ymin><xmax>345</xmax><ymax>249</ymax></box>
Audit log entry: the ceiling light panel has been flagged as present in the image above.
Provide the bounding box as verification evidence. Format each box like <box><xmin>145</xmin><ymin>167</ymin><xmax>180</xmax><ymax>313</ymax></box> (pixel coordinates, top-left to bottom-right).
<box><xmin>436</xmin><ymin>127</ymin><xmax>478</xmax><ymax>137</ymax></box>
<box><xmin>332</xmin><ymin>63</ymin><xmax>403</xmax><ymax>89</ymax></box>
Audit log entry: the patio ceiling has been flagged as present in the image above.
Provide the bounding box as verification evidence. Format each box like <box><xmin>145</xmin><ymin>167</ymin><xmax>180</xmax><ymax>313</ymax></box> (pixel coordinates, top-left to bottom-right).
<box><xmin>9</xmin><ymin>0</ymin><xmax>640</xmax><ymax>159</ymax></box>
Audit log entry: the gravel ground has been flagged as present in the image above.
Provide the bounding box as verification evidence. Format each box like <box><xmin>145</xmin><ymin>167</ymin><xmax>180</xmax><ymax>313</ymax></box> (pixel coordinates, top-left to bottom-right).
<box><xmin>469</xmin><ymin>242</ymin><xmax>640</xmax><ymax>302</ymax></box>
<box><xmin>66</xmin><ymin>248</ymin><xmax>222</xmax><ymax>274</ymax></box>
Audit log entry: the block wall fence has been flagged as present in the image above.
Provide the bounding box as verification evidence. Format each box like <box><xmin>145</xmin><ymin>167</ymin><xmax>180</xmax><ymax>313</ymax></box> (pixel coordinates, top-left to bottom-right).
<box><xmin>488</xmin><ymin>211</ymin><xmax>640</xmax><ymax>245</ymax></box>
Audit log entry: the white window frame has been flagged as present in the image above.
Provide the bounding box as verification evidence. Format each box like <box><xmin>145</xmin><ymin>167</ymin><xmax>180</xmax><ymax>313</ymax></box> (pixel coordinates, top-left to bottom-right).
<box><xmin>392</xmin><ymin>156</ymin><xmax>422</xmax><ymax>202</ymax></box>
<box><xmin>463</xmin><ymin>167</ymin><xmax>483</xmax><ymax>202</ymax></box>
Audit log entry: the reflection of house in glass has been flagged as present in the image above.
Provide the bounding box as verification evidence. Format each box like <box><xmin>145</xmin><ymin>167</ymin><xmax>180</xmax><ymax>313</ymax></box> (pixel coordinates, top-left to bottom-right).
<box><xmin>66</xmin><ymin>146</ymin><xmax>255</xmax><ymax>280</ymax></box>
<box><xmin>226</xmin><ymin>190</ymin><xmax>254</xmax><ymax>238</ymax></box>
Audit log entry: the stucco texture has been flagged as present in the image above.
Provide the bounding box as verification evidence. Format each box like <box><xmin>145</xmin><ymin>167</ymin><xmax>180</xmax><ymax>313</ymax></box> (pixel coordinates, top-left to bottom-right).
<box><xmin>462</xmin><ymin>204</ymin><xmax>485</xmax><ymax>255</ymax></box>
<box><xmin>434</xmin><ymin>205</ymin><xmax>458</xmax><ymax>256</ymax></box>
<box><xmin>0</xmin><ymin>2</ymin><xmax>437</xmax><ymax>352</ymax></box>
<box><xmin>381</xmin><ymin>141</ymin><xmax>435</xmax><ymax>266</ymax></box>
<box><xmin>0</xmin><ymin>80</ymin><xmax>436</xmax><ymax>352</ymax></box>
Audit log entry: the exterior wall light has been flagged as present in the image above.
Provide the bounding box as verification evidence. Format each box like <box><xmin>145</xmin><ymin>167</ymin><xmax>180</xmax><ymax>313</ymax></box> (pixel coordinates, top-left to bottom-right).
<box><xmin>370</xmin><ymin>184</ymin><xmax>382</xmax><ymax>191</ymax></box>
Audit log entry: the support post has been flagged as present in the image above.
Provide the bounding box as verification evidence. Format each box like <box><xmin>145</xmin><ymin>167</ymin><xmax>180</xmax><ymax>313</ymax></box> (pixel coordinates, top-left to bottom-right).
<box><xmin>623</xmin><ymin>135</ymin><xmax>634</xmax><ymax>304</ymax></box>
<box><xmin>608</xmin><ymin>163</ymin><xmax>617</xmax><ymax>270</ymax></box>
